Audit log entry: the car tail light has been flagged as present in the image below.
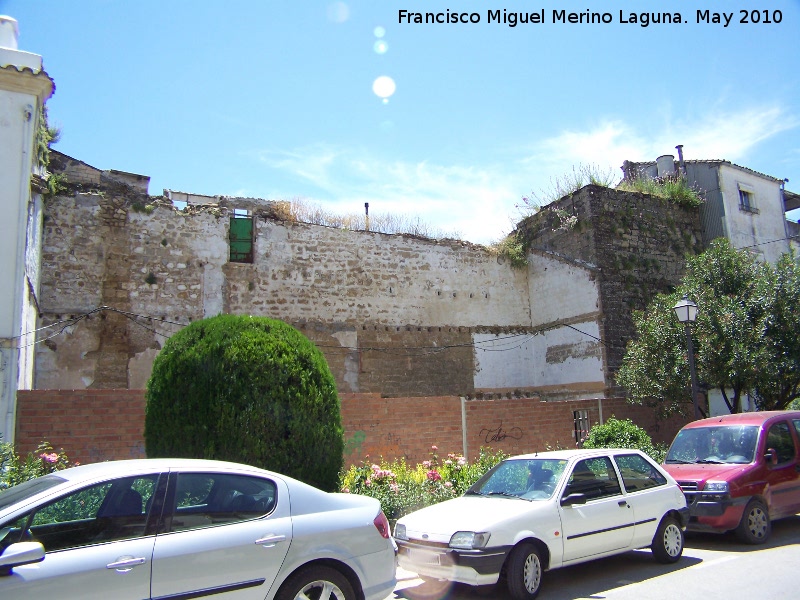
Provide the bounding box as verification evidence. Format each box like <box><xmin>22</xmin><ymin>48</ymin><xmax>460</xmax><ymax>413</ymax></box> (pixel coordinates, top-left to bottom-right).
<box><xmin>373</xmin><ymin>511</ymin><xmax>391</xmax><ymax>539</ymax></box>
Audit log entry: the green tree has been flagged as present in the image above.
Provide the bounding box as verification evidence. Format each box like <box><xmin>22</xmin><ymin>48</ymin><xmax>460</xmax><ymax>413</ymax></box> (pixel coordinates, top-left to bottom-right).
<box><xmin>145</xmin><ymin>314</ymin><xmax>343</xmax><ymax>491</ymax></box>
<box><xmin>617</xmin><ymin>240</ymin><xmax>800</xmax><ymax>416</ymax></box>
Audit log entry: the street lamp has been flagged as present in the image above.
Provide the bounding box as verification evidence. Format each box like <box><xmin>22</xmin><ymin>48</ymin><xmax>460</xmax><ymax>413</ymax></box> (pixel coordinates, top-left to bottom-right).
<box><xmin>673</xmin><ymin>295</ymin><xmax>701</xmax><ymax>419</ymax></box>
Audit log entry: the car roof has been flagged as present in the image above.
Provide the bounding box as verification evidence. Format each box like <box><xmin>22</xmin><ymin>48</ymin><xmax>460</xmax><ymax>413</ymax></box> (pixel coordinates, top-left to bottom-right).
<box><xmin>682</xmin><ymin>411</ymin><xmax>800</xmax><ymax>429</ymax></box>
<box><xmin>505</xmin><ymin>448</ymin><xmax>646</xmax><ymax>461</ymax></box>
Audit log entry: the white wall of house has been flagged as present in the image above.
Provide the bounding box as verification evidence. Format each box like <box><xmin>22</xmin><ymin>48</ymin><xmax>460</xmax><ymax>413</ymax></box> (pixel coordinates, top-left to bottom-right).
<box><xmin>718</xmin><ymin>164</ymin><xmax>790</xmax><ymax>264</ymax></box>
<box><xmin>0</xmin><ymin>15</ymin><xmax>54</xmax><ymax>442</ymax></box>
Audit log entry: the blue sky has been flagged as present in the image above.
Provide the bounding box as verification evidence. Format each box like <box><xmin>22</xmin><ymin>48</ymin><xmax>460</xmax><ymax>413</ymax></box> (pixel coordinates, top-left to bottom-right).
<box><xmin>3</xmin><ymin>0</ymin><xmax>799</xmax><ymax>244</ymax></box>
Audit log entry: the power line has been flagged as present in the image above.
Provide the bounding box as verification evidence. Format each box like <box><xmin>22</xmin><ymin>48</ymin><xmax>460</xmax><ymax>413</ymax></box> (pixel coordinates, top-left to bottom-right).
<box><xmin>15</xmin><ymin>306</ymin><xmax>620</xmax><ymax>354</ymax></box>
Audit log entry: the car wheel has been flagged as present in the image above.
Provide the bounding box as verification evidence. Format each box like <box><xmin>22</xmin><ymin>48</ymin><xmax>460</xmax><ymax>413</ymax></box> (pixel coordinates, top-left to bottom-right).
<box><xmin>735</xmin><ymin>499</ymin><xmax>771</xmax><ymax>544</ymax></box>
<box><xmin>276</xmin><ymin>565</ymin><xmax>355</xmax><ymax>600</ymax></box>
<box><xmin>651</xmin><ymin>515</ymin><xmax>684</xmax><ymax>563</ymax></box>
<box><xmin>505</xmin><ymin>542</ymin><xmax>544</xmax><ymax>600</ymax></box>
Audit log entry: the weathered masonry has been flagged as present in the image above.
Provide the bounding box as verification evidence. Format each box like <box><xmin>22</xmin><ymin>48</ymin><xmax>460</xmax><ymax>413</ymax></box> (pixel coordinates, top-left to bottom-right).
<box><xmin>38</xmin><ymin>152</ymin><xmax>616</xmax><ymax>404</ymax></box>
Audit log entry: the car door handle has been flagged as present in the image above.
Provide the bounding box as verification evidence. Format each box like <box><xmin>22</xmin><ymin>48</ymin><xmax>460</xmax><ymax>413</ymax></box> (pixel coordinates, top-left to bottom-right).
<box><xmin>106</xmin><ymin>556</ymin><xmax>146</xmax><ymax>572</ymax></box>
<box><xmin>618</xmin><ymin>500</ymin><xmax>629</xmax><ymax>508</ymax></box>
<box><xmin>255</xmin><ymin>534</ymin><xmax>286</xmax><ymax>546</ymax></box>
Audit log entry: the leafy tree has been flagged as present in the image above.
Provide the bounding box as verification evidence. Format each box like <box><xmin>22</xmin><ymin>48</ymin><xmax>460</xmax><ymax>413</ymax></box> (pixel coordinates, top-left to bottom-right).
<box><xmin>617</xmin><ymin>240</ymin><xmax>800</xmax><ymax>416</ymax></box>
<box><xmin>145</xmin><ymin>314</ymin><xmax>343</xmax><ymax>491</ymax></box>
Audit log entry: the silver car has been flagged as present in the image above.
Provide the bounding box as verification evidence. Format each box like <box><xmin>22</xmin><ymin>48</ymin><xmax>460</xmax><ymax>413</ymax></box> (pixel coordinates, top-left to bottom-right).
<box><xmin>0</xmin><ymin>458</ymin><xmax>397</xmax><ymax>600</ymax></box>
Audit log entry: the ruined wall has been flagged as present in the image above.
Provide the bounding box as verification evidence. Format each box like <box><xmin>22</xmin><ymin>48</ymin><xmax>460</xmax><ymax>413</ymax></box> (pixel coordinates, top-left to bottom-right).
<box><xmin>34</xmin><ymin>153</ymin><xmax>612</xmax><ymax>399</ymax></box>
<box><xmin>15</xmin><ymin>389</ymin><xmax>687</xmax><ymax>468</ymax></box>
<box><xmin>518</xmin><ymin>185</ymin><xmax>703</xmax><ymax>393</ymax></box>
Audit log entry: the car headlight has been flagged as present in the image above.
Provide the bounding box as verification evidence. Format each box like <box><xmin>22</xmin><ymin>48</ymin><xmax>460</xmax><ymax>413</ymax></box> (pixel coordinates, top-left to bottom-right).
<box><xmin>703</xmin><ymin>481</ymin><xmax>729</xmax><ymax>493</ymax></box>
<box><xmin>449</xmin><ymin>531</ymin><xmax>490</xmax><ymax>549</ymax></box>
<box><xmin>394</xmin><ymin>523</ymin><xmax>407</xmax><ymax>541</ymax></box>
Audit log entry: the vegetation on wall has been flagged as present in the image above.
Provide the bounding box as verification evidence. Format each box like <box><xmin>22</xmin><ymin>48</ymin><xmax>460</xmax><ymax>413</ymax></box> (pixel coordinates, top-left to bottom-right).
<box><xmin>617</xmin><ymin>175</ymin><xmax>703</xmax><ymax>208</ymax></box>
<box><xmin>274</xmin><ymin>197</ymin><xmax>461</xmax><ymax>240</ymax></box>
<box><xmin>519</xmin><ymin>164</ymin><xmax>618</xmax><ymax>215</ymax></box>
<box><xmin>617</xmin><ymin>240</ymin><xmax>800</xmax><ymax>417</ymax></box>
<box><xmin>35</xmin><ymin>105</ymin><xmax>60</xmax><ymax>170</ymax></box>
<box><xmin>145</xmin><ymin>314</ymin><xmax>344</xmax><ymax>491</ymax></box>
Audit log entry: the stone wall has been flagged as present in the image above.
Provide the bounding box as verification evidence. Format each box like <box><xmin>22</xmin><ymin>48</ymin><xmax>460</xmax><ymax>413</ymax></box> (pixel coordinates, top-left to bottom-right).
<box><xmin>35</xmin><ymin>153</ymin><xmax>607</xmax><ymax>400</ymax></box>
<box><xmin>517</xmin><ymin>185</ymin><xmax>703</xmax><ymax>393</ymax></box>
<box><xmin>15</xmin><ymin>389</ymin><xmax>686</xmax><ymax>468</ymax></box>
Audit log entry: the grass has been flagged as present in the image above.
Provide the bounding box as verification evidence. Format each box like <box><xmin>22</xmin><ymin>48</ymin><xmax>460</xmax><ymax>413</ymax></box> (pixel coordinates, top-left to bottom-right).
<box><xmin>277</xmin><ymin>198</ymin><xmax>461</xmax><ymax>240</ymax></box>
<box><xmin>618</xmin><ymin>175</ymin><xmax>703</xmax><ymax>208</ymax></box>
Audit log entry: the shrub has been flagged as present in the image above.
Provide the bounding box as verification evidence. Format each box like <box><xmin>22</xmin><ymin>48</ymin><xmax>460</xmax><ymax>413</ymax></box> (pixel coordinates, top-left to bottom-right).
<box><xmin>145</xmin><ymin>314</ymin><xmax>343</xmax><ymax>491</ymax></box>
<box><xmin>0</xmin><ymin>439</ymin><xmax>73</xmax><ymax>490</ymax></box>
<box><xmin>582</xmin><ymin>417</ymin><xmax>667</xmax><ymax>463</ymax></box>
<box><xmin>341</xmin><ymin>446</ymin><xmax>508</xmax><ymax>526</ymax></box>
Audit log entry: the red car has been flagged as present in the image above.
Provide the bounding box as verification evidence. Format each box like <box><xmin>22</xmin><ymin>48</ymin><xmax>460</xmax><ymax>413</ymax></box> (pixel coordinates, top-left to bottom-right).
<box><xmin>663</xmin><ymin>411</ymin><xmax>800</xmax><ymax>544</ymax></box>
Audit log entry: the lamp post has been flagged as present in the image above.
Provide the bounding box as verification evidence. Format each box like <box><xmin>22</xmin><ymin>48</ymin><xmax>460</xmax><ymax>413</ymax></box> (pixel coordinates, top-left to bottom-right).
<box><xmin>673</xmin><ymin>295</ymin><xmax>701</xmax><ymax>419</ymax></box>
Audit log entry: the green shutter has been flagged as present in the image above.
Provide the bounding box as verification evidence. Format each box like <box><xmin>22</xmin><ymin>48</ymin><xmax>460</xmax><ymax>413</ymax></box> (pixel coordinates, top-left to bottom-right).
<box><xmin>229</xmin><ymin>216</ymin><xmax>254</xmax><ymax>263</ymax></box>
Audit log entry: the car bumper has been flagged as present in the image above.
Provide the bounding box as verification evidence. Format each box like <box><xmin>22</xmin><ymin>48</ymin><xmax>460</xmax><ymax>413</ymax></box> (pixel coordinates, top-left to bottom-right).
<box><xmin>354</xmin><ymin>545</ymin><xmax>399</xmax><ymax>600</ymax></box>
<box><xmin>684</xmin><ymin>495</ymin><xmax>748</xmax><ymax>533</ymax></box>
<box><xmin>396</xmin><ymin>540</ymin><xmax>510</xmax><ymax>586</ymax></box>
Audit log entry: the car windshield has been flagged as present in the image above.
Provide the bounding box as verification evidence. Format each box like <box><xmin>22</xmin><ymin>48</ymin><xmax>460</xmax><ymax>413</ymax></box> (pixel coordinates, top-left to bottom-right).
<box><xmin>665</xmin><ymin>425</ymin><xmax>759</xmax><ymax>465</ymax></box>
<box><xmin>0</xmin><ymin>473</ymin><xmax>67</xmax><ymax>511</ymax></box>
<box><xmin>466</xmin><ymin>458</ymin><xmax>568</xmax><ymax>501</ymax></box>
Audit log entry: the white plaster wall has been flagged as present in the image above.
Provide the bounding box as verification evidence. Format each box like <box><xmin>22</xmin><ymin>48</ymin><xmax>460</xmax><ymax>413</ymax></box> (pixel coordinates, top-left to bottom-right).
<box><xmin>528</xmin><ymin>252</ymin><xmax>600</xmax><ymax>327</ymax></box>
<box><xmin>0</xmin><ymin>87</ymin><xmax>31</xmax><ymax>338</ymax></box>
<box><xmin>473</xmin><ymin>320</ymin><xmax>604</xmax><ymax>392</ymax></box>
<box><xmin>719</xmin><ymin>164</ymin><xmax>790</xmax><ymax>263</ymax></box>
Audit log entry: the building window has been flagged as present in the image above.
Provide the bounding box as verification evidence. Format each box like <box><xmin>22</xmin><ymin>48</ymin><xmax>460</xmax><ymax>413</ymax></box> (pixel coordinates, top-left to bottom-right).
<box><xmin>738</xmin><ymin>186</ymin><xmax>759</xmax><ymax>214</ymax></box>
<box><xmin>573</xmin><ymin>410</ymin><xmax>590</xmax><ymax>444</ymax></box>
<box><xmin>229</xmin><ymin>209</ymin><xmax>254</xmax><ymax>263</ymax></box>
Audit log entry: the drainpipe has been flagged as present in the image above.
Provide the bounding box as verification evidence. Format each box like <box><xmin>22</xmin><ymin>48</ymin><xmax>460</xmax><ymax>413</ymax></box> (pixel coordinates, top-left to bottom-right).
<box><xmin>781</xmin><ymin>179</ymin><xmax>790</xmax><ymax>248</ymax></box>
<box><xmin>461</xmin><ymin>396</ymin><xmax>468</xmax><ymax>459</ymax></box>
<box><xmin>364</xmin><ymin>202</ymin><xmax>370</xmax><ymax>232</ymax></box>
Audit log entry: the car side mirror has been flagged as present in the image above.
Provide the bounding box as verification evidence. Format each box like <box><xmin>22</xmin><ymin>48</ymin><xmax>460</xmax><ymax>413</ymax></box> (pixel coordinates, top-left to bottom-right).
<box><xmin>0</xmin><ymin>542</ymin><xmax>45</xmax><ymax>576</ymax></box>
<box><xmin>560</xmin><ymin>493</ymin><xmax>587</xmax><ymax>507</ymax></box>
<box><xmin>764</xmin><ymin>448</ymin><xmax>778</xmax><ymax>465</ymax></box>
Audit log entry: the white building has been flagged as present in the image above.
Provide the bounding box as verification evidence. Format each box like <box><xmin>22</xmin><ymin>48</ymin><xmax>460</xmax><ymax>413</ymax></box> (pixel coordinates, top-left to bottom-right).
<box><xmin>623</xmin><ymin>150</ymin><xmax>798</xmax><ymax>264</ymax></box>
<box><xmin>0</xmin><ymin>16</ymin><xmax>54</xmax><ymax>443</ymax></box>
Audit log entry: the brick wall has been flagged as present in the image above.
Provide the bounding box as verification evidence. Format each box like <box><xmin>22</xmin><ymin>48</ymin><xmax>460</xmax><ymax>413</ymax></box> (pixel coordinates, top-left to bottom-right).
<box><xmin>15</xmin><ymin>390</ymin><xmax>686</xmax><ymax>470</ymax></box>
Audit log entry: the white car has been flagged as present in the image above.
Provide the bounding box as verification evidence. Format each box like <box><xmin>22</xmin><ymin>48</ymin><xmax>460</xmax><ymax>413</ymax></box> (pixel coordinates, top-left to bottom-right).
<box><xmin>0</xmin><ymin>459</ymin><xmax>397</xmax><ymax>600</ymax></box>
<box><xmin>395</xmin><ymin>448</ymin><xmax>688</xmax><ymax>599</ymax></box>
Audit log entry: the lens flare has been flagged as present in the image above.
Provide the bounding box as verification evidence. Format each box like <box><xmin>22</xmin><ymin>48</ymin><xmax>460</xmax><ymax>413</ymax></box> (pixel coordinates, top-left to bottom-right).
<box><xmin>373</xmin><ymin>40</ymin><xmax>388</xmax><ymax>54</ymax></box>
<box><xmin>327</xmin><ymin>2</ymin><xmax>349</xmax><ymax>23</ymax></box>
<box><xmin>372</xmin><ymin>76</ymin><xmax>396</xmax><ymax>101</ymax></box>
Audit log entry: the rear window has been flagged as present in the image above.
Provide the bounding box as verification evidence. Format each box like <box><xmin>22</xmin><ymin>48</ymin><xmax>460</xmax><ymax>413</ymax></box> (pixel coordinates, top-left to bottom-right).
<box><xmin>0</xmin><ymin>474</ymin><xmax>67</xmax><ymax>511</ymax></box>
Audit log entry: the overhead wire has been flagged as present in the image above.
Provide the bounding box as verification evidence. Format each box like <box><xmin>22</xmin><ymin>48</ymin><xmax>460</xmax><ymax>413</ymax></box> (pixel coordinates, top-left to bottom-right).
<box><xmin>12</xmin><ymin>305</ymin><xmax>622</xmax><ymax>354</ymax></box>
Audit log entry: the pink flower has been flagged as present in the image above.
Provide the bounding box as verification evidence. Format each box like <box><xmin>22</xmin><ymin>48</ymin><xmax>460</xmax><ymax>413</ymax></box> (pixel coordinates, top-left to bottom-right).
<box><xmin>365</xmin><ymin>478</ymin><xmax>372</xmax><ymax>487</ymax></box>
<box><xmin>422</xmin><ymin>460</ymin><xmax>432</xmax><ymax>468</ymax></box>
<box><xmin>390</xmin><ymin>483</ymin><xmax>399</xmax><ymax>493</ymax></box>
<box><xmin>444</xmin><ymin>481</ymin><xmax>453</xmax><ymax>488</ymax></box>
<box><xmin>431</xmin><ymin>445</ymin><xmax>438</xmax><ymax>451</ymax></box>
<box><xmin>40</xmin><ymin>452</ymin><xmax>59</xmax><ymax>464</ymax></box>
<box><xmin>426</xmin><ymin>470</ymin><xmax>441</xmax><ymax>481</ymax></box>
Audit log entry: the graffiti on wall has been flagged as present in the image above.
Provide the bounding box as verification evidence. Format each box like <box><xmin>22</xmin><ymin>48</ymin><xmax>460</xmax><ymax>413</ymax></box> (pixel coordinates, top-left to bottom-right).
<box><xmin>479</xmin><ymin>421</ymin><xmax>523</xmax><ymax>444</ymax></box>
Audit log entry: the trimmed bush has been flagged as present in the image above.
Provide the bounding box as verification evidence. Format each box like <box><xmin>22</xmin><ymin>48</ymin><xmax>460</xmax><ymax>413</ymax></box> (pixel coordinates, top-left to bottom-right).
<box><xmin>145</xmin><ymin>314</ymin><xmax>343</xmax><ymax>491</ymax></box>
<box><xmin>582</xmin><ymin>416</ymin><xmax>666</xmax><ymax>463</ymax></box>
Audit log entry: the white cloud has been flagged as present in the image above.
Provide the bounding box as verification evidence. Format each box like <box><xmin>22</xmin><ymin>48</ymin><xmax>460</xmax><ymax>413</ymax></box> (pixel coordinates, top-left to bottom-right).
<box><xmin>253</xmin><ymin>104</ymin><xmax>798</xmax><ymax>245</ymax></box>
